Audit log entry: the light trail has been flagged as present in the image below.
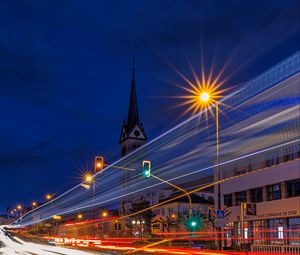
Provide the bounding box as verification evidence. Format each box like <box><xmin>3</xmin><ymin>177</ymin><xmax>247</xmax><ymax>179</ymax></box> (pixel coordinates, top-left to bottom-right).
<box><xmin>0</xmin><ymin>226</ymin><xmax>100</xmax><ymax>255</ymax></box>
<box><xmin>59</xmin><ymin>154</ymin><xmax>300</xmax><ymax>232</ymax></box>
<box><xmin>12</xmin><ymin>57</ymin><xmax>300</xmax><ymax>229</ymax></box>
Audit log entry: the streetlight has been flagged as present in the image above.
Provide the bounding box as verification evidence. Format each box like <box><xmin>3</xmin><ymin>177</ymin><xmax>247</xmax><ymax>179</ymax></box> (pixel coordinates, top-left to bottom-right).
<box><xmin>46</xmin><ymin>194</ymin><xmax>52</xmax><ymax>201</ymax></box>
<box><xmin>84</xmin><ymin>173</ymin><xmax>94</xmax><ymax>184</ymax></box>
<box><xmin>101</xmin><ymin>211</ymin><xmax>108</xmax><ymax>217</ymax></box>
<box><xmin>16</xmin><ymin>205</ymin><xmax>22</xmax><ymax>219</ymax></box>
<box><xmin>174</xmin><ymin>68</ymin><xmax>226</xmax><ymax>249</ymax></box>
<box><xmin>77</xmin><ymin>213</ymin><xmax>83</xmax><ymax>220</ymax></box>
<box><xmin>196</xmin><ymin>88</ymin><xmax>223</xmax><ymax>250</ymax></box>
<box><xmin>32</xmin><ymin>202</ymin><xmax>37</xmax><ymax>207</ymax></box>
<box><xmin>82</xmin><ymin>172</ymin><xmax>96</xmax><ymax>221</ymax></box>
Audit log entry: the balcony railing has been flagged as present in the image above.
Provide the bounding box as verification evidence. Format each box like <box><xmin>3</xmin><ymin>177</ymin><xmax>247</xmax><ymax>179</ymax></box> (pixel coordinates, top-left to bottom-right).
<box><xmin>251</xmin><ymin>244</ymin><xmax>300</xmax><ymax>254</ymax></box>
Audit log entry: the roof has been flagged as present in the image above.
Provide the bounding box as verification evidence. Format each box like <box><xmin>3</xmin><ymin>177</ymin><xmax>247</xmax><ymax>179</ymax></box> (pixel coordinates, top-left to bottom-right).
<box><xmin>159</xmin><ymin>192</ymin><xmax>214</xmax><ymax>205</ymax></box>
<box><xmin>126</xmin><ymin>64</ymin><xmax>139</xmax><ymax>132</ymax></box>
<box><xmin>119</xmin><ymin>59</ymin><xmax>147</xmax><ymax>143</ymax></box>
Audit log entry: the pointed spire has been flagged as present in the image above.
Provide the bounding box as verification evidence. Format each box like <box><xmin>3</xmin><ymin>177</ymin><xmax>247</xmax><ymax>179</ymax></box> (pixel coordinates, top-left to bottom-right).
<box><xmin>127</xmin><ymin>57</ymin><xmax>139</xmax><ymax>131</ymax></box>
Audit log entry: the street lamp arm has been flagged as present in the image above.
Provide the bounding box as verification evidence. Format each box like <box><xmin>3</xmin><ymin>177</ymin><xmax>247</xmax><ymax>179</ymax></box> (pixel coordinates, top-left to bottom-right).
<box><xmin>151</xmin><ymin>174</ymin><xmax>192</xmax><ymax>219</ymax></box>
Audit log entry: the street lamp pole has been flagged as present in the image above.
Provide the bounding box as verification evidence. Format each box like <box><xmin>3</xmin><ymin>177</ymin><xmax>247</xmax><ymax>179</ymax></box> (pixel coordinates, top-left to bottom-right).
<box><xmin>93</xmin><ymin>181</ymin><xmax>96</xmax><ymax>221</ymax></box>
<box><xmin>197</xmin><ymin>89</ymin><xmax>223</xmax><ymax>250</ymax></box>
<box><xmin>215</xmin><ymin>103</ymin><xmax>223</xmax><ymax>251</ymax></box>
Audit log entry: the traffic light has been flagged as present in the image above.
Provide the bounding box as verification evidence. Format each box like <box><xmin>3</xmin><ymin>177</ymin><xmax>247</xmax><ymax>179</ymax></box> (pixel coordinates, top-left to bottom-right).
<box><xmin>142</xmin><ymin>160</ymin><xmax>151</xmax><ymax>177</ymax></box>
<box><xmin>191</xmin><ymin>221</ymin><xmax>197</xmax><ymax>227</ymax></box>
<box><xmin>185</xmin><ymin>216</ymin><xmax>202</xmax><ymax>232</ymax></box>
<box><xmin>95</xmin><ymin>156</ymin><xmax>104</xmax><ymax>172</ymax></box>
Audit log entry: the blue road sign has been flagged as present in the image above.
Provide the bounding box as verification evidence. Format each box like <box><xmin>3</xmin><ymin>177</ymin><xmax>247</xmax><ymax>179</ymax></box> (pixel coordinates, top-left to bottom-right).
<box><xmin>216</xmin><ymin>209</ymin><xmax>225</xmax><ymax>219</ymax></box>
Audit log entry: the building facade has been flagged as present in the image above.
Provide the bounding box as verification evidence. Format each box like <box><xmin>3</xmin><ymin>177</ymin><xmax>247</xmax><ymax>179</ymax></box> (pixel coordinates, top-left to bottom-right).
<box><xmin>214</xmin><ymin>52</ymin><xmax>300</xmax><ymax>251</ymax></box>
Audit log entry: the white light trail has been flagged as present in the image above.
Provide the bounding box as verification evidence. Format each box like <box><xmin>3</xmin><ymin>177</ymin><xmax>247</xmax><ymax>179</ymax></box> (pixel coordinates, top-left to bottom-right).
<box><xmin>12</xmin><ymin>68</ymin><xmax>300</xmax><ymax>227</ymax></box>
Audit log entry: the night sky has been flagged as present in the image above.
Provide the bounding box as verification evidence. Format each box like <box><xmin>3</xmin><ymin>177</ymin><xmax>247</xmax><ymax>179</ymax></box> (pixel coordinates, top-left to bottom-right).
<box><xmin>0</xmin><ymin>0</ymin><xmax>299</xmax><ymax>212</ymax></box>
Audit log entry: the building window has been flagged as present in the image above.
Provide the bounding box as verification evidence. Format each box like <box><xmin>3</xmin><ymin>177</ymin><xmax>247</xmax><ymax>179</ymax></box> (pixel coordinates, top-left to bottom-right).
<box><xmin>250</xmin><ymin>188</ymin><xmax>263</xmax><ymax>203</ymax></box>
<box><xmin>288</xmin><ymin>218</ymin><xmax>300</xmax><ymax>245</ymax></box>
<box><xmin>267</xmin><ymin>183</ymin><xmax>281</xmax><ymax>201</ymax></box>
<box><xmin>236</xmin><ymin>169</ymin><xmax>246</xmax><ymax>176</ymax></box>
<box><xmin>268</xmin><ymin>218</ymin><xmax>284</xmax><ymax>245</ymax></box>
<box><xmin>283</xmin><ymin>154</ymin><xmax>292</xmax><ymax>162</ymax></box>
<box><xmin>286</xmin><ymin>179</ymin><xmax>300</xmax><ymax>198</ymax></box>
<box><xmin>224</xmin><ymin>194</ymin><xmax>233</xmax><ymax>207</ymax></box>
<box><xmin>235</xmin><ymin>191</ymin><xmax>247</xmax><ymax>206</ymax></box>
<box><xmin>265</xmin><ymin>159</ymin><xmax>270</xmax><ymax>167</ymax></box>
<box><xmin>248</xmin><ymin>164</ymin><xmax>252</xmax><ymax>172</ymax></box>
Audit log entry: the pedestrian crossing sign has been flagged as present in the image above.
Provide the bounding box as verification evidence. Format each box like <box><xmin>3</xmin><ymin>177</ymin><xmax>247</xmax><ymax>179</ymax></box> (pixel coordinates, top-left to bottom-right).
<box><xmin>216</xmin><ymin>209</ymin><xmax>225</xmax><ymax>219</ymax></box>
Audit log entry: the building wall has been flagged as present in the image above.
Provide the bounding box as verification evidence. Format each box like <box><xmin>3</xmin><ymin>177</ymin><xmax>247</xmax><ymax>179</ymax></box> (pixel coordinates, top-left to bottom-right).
<box><xmin>216</xmin><ymin>155</ymin><xmax>300</xmax><ymax>246</ymax></box>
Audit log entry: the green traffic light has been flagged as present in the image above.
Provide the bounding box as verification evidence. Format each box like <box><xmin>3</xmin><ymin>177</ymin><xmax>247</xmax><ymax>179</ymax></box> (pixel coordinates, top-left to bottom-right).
<box><xmin>142</xmin><ymin>160</ymin><xmax>151</xmax><ymax>178</ymax></box>
<box><xmin>191</xmin><ymin>221</ymin><xmax>197</xmax><ymax>227</ymax></box>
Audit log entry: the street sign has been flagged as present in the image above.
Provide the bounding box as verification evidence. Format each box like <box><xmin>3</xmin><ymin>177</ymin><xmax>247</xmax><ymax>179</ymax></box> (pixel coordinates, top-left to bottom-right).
<box><xmin>216</xmin><ymin>209</ymin><xmax>225</xmax><ymax>218</ymax></box>
<box><xmin>215</xmin><ymin>209</ymin><xmax>226</xmax><ymax>227</ymax></box>
<box><xmin>246</xmin><ymin>203</ymin><xmax>257</xmax><ymax>216</ymax></box>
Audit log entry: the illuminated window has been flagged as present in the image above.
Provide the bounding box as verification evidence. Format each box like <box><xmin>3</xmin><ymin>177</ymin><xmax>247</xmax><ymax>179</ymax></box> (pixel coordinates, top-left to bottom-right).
<box><xmin>244</xmin><ymin>228</ymin><xmax>248</xmax><ymax>239</ymax></box>
<box><xmin>278</xmin><ymin>226</ymin><xmax>284</xmax><ymax>239</ymax></box>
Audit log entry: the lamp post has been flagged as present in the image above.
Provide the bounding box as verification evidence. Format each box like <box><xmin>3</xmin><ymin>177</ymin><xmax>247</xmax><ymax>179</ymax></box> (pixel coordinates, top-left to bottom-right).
<box><xmin>17</xmin><ymin>205</ymin><xmax>22</xmax><ymax>219</ymax></box>
<box><xmin>84</xmin><ymin>173</ymin><xmax>96</xmax><ymax>220</ymax></box>
<box><xmin>176</xmin><ymin>77</ymin><xmax>224</xmax><ymax>249</ymax></box>
<box><xmin>198</xmin><ymin>91</ymin><xmax>222</xmax><ymax>250</ymax></box>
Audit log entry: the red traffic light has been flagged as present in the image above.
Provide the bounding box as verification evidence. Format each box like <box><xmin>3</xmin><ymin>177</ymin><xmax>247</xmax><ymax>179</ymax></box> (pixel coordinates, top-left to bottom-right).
<box><xmin>95</xmin><ymin>156</ymin><xmax>104</xmax><ymax>172</ymax></box>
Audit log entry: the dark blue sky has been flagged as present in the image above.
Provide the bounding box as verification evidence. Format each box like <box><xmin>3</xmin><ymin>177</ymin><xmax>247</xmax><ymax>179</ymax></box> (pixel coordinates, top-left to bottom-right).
<box><xmin>0</xmin><ymin>0</ymin><xmax>299</xmax><ymax>212</ymax></box>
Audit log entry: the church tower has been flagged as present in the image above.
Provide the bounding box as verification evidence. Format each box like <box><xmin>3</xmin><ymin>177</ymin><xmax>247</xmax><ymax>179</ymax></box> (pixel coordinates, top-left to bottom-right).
<box><xmin>119</xmin><ymin>59</ymin><xmax>147</xmax><ymax>156</ymax></box>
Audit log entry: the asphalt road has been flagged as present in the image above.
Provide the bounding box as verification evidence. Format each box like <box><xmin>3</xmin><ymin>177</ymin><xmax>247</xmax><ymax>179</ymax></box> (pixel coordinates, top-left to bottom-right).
<box><xmin>0</xmin><ymin>226</ymin><xmax>104</xmax><ymax>255</ymax></box>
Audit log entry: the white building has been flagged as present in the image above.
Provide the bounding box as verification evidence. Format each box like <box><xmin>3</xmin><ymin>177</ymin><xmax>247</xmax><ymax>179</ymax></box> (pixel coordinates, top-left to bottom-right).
<box><xmin>214</xmin><ymin>52</ymin><xmax>300</xmax><ymax>252</ymax></box>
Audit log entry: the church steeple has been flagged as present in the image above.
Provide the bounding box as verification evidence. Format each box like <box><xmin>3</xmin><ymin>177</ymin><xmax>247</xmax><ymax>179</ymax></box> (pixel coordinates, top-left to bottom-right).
<box><xmin>119</xmin><ymin>58</ymin><xmax>147</xmax><ymax>156</ymax></box>
<box><xmin>127</xmin><ymin>58</ymin><xmax>139</xmax><ymax>131</ymax></box>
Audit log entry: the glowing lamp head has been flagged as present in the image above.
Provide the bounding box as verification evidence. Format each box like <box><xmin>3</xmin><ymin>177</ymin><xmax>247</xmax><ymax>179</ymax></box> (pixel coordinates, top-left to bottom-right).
<box><xmin>32</xmin><ymin>202</ymin><xmax>37</xmax><ymax>207</ymax></box>
<box><xmin>199</xmin><ymin>92</ymin><xmax>210</xmax><ymax>102</ymax></box>
<box><xmin>77</xmin><ymin>214</ymin><xmax>83</xmax><ymax>219</ymax></box>
<box><xmin>85</xmin><ymin>174</ymin><xmax>93</xmax><ymax>183</ymax></box>
<box><xmin>46</xmin><ymin>194</ymin><xmax>52</xmax><ymax>200</ymax></box>
<box><xmin>102</xmin><ymin>211</ymin><xmax>108</xmax><ymax>217</ymax></box>
<box><xmin>17</xmin><ymin>205</ymin><xmax>22</xmax><ymax>210</ymax></box>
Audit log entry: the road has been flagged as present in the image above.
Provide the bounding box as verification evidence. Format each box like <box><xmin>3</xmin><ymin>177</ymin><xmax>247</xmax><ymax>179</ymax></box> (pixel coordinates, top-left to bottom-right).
<box><xmin>0</xmin><ymin>226</ymin><xmax>104</xmax><ymax>255</ymax></box>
